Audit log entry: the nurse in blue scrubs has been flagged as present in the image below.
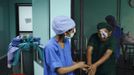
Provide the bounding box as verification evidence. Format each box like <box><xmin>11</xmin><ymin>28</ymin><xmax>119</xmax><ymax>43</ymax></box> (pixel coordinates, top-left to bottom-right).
<box><xmin>44</xmin><ymin>16</ymin><xmax>88</xmax><ymax>75</ymax></box>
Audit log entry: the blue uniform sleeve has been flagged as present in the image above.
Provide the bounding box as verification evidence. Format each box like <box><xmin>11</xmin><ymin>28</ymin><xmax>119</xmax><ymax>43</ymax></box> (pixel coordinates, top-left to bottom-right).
<box><xmin>44</xmin><ymin>46</ymin><xmax>63</xmax><ymax>72</ymax></box>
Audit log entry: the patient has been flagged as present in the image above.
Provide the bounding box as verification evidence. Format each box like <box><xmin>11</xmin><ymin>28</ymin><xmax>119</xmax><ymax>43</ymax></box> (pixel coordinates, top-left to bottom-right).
<box><xmin>87</xmin><ymin>22</ymin><xmax>117</xmax><ymax>75</ymax></box>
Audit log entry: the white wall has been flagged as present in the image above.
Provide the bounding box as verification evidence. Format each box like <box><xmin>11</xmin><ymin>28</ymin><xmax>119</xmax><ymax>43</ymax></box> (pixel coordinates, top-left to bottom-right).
<box><xmin>34</xmin><ymin>61</ymin><xmax>44</xmax><ymax>75</ymax></box>
<box><xmin>50</xmin><ymin>0</ymin><xmax>71</xmax><ymax>37</ymax></box>
<box><xmin>32</xmin><ymin>0</ymin><xmax>49</xmax><ymax>45</ymax></box>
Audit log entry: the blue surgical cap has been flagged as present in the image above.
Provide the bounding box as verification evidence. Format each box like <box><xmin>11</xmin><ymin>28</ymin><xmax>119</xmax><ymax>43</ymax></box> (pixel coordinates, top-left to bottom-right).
<box><xmin>52</xmin><ymin>16</ymin><xmax>76</xmax><ymax>34</ymax></box>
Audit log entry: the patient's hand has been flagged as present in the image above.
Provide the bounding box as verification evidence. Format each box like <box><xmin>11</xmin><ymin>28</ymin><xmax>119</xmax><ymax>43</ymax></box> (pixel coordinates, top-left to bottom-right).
<box><xmin>88</xmin><ymin>64</ymin><xmax>97</xmax><ymax>75</ymax></box>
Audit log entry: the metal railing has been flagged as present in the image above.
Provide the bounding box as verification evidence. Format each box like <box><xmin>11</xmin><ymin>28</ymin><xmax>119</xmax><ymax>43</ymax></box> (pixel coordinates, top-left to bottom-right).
<box><xmin>0</xmin><ymin>54</ymin><xmax>7</xmax><ymax>60</ymax></box>
<box><xmin>34</xmin><ymin>45</ymin><xmax>44</xmax><ymax>67</ymax></box>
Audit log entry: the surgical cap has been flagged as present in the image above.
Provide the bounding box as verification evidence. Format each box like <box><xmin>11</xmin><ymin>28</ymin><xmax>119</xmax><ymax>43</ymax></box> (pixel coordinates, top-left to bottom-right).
<box><xmin>97</xmin><ymin>22</ymin><xmax>112</xmax><ymax>31</ymax></box>
<box><xmin>52</xmin><ymin>16</ymin><xmax>76</xmax><ymax>34</ymax></box>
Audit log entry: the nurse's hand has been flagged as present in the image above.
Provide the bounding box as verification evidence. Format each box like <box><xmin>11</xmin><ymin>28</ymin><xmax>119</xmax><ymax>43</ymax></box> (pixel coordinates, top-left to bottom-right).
<box><xmin>82</xmin><ymin>67</ymin><xmax>90</xmax><ymax>73</ymax></box>
<box><xmin>76</xmin><ymin>62</ymin><xmax>89</xmax><ymax>69</ymax></box>
<box><xmin>56</xmin><ymin>62</ymin><xmax>88</xmax><ymax>74</ymax></box>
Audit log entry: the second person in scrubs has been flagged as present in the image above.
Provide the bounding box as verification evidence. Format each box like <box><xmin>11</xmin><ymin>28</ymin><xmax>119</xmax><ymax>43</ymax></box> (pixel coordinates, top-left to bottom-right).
<box><xmin>44</xmin><ymin>16</ymin><xmax>89</xmax><ymax>75</ymax></box>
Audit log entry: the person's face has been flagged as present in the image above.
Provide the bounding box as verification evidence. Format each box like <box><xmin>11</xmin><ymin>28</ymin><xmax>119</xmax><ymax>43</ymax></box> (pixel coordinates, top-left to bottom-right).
<box><xmin>64</xmin><ymin>27</ymin><xmax>76</xmax><ymax>39</ymax></box>
<box><xmin>98</xmin><ymin>28</ymin><xmax>112</xmax><ymax>41</ymax></box>
<box><xmin>106</xmin><ymin>20</ymin><xmax>112</xmax><ymax>25</ymax></box>
<box><xmin>106</xmin><ymin>19</ymin><xmax>116</xmax><ymax>27</ymax></box>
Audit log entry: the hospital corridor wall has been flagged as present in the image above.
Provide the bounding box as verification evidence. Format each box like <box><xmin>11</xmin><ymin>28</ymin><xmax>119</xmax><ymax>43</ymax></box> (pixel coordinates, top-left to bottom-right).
<box><xmin>72</xmin><ymin>0</ymin><xmax>134</xmax><ymax>75</ymax></box>
<box><xmin>0</xmin><ymin>0</ymin><xmax>32</xmax><ymax>75</ymax></box>
<box><xmin>0</xmin><ymin>0</ymin><xmax>10</xmax><ymax>57</ymax></box>
<box><xmin>32</xmin><ymin>0</ymin><xmax>49</xmax><ymax>75</ymax></box>
<box><xmin>1</xmin><ymin>0</ymin><xmax>134</xmax><ymax>75</ymax></box>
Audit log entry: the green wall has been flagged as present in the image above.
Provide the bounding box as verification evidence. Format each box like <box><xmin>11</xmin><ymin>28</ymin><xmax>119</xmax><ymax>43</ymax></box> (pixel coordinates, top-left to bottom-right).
<box><xmin>121</xmin><ymin>0</ymin><xmax>134</xmax><ymax>35</ymax></box>
<box><xmin>0</xmin><ymin>0</ymin><xmax>32</xmax><ymax>59</ymax></box>
<box><xmin>73</xmin><ymin>0</ymin><xmax>117</xmax><ymax>44</ymax></box>
<box><xmin>73</xmin><ymin>0</ymin><xmax>117</xmax><ymax>50</ymax></box>
<box><xmin>73</xmin><ymin>0</ymin><xmax>134</xmax><ymax>41</ymax></box>
<box><xmin>9</xmin><ymin>0</ymin><xmax>32</xmax><ymax>40</ymax></box>
<box><xmin>0</xmin><ymin>0</ymin><xmax>10</xmax><ymax>57</ymax></box>
<box><xmin>73</xmin><ymin>0</ymin><xmax>81</xmax><ymax>38</ymax></box>
<box><xmin>32</xmin><ymin>0</ymin><xmax>49</xmax><ymax>75</ymax></box>
<box><xmin>32</xmin><ymin>0</ymin><xmax>49</xmax><ymax>44</ymax></box>
<box><xmin>83</xmin><ymin>0</ymin><xmax>117</xmax><ymax>38</ymax></box>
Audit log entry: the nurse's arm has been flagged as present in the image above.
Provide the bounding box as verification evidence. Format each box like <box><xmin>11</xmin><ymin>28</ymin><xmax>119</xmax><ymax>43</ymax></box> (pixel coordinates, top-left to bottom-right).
<box><xmin>56</xmin><ymin>62</ymin><xmax>88</xmax><ymax>74</ymax></box>
<box><xmin>73</xmin><ymin>61</ymin><xmax>77</xmax><ymax>65</ymax></box>
<box><xmin>93</xmin><ymin>49</ymin><xmax>113</xmax><ymax>67</ymax></box>
<box><xmin>87</xmin><ymin>46</ymin><xmax>93</xmax><ymax>65</ymax></box>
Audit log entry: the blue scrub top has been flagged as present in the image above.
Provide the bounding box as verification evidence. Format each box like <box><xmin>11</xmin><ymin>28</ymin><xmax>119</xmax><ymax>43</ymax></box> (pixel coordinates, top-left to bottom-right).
<box><xmin>112</xmin><ymin>26</ymin><xmax>122</xmax><ymax>59</ymax></box>
<box><xmin>44</xmin><ymin>37</ymin><xmax>74</xmax><ymax>75</ymax></box>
